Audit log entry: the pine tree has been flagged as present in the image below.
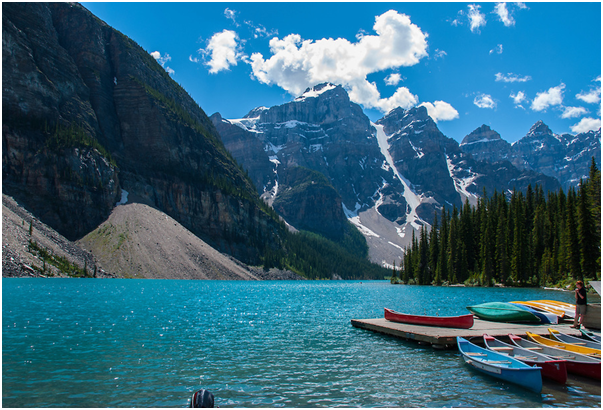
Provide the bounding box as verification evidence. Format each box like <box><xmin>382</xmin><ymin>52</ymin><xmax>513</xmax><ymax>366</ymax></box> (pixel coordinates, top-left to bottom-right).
<box><xmin>577</xmin><ymin>179</ymin><xmax>597</xmax><ymax>279</ymax></box>
<box><xmin>436</xmin><ymin>208</ymin><xmax>449</xmax><ymax>284</ymax></box>
<box><xmin>447</xmin><ymin>206</ymin><xmax>460</xmax><ymax>283</ymax></box>
<box><xmin>429</xmin><ymin>213</ymin><xmax>440</xmax><ymax>285</ymax></box>
<box><xmin>510</xmin><ymin>191</ymin><xmax>528</xmax><ymax>284</ymax></box>
<box><xmin>494</xmin><ymin>193</ymin><xmax>510</xmax><ymax>284</ymax></box>
<box><xmin>565</xmin><ymin>188</ymin><xmax>581</xmax><ymax>280</ymax></box>
<box><xmin>390</xmin><ymin>260</ymin><xmax>397</xmax><ymax>284</ymax></box>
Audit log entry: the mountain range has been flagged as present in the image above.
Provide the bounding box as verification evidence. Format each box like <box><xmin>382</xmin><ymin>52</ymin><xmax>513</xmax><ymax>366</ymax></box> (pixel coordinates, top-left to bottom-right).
<box><xmin>212</xmin><ymin>83</ymin><xmax>598</xmax><ymax>266</ymax></box>
<box><xmin>2</xmin><ymin>3</ymin><xmax>600</xmax><ymax>276</ymax></box>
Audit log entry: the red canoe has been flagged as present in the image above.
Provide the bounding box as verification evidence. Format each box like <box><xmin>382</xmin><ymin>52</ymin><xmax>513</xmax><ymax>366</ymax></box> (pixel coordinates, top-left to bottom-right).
<box><xmin>384</xmin><ymin>308</ymin><xmax>474</xmax><ymax>329</ymax></box>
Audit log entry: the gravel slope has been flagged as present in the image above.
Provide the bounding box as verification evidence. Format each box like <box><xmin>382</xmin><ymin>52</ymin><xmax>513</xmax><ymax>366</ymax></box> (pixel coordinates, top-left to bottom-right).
<box><xmin>77</xmin><ymin>202</ymin><xmax>304</xmax><ymax>280</ymax></box>
<box><xmin>2</xmin><ymin>194</ymin><xmax>303</xmax><ymax>280</ymax></box>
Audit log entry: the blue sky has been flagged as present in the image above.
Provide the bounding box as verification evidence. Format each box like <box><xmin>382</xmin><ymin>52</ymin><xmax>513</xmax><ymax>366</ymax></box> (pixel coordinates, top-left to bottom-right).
<box><xmin>82</xmin><ymin>2</ymin><xmax>601</xmax><ymax>143</ymax></box>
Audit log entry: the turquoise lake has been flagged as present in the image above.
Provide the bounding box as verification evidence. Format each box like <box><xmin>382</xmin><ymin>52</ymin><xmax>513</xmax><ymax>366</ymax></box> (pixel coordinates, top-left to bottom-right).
<box><xmin>2</xmin><ymin>278</ymin><xmax>601</xmax><ymax>407</ymax></box>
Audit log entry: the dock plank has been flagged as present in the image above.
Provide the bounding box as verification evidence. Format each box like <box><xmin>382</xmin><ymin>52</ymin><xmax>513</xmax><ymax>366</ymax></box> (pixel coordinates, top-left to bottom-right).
<box><xmin>350</xmin><ymin>318</ymin><xmax>583</xmax><ymax>349</ymax></box>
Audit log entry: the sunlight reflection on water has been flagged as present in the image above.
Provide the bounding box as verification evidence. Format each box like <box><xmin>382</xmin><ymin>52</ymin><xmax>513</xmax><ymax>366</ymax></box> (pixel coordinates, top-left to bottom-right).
<box><xmin>2</xmin><ymin>278</ymin><xmax>600</xmax><ymax>407</ymax></box>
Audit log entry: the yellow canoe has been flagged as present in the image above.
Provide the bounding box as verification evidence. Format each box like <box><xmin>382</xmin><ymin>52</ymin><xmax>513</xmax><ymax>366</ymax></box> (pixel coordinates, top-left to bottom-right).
<box><xmin>526</xmin><ymin>332</ymin><xmax>601</xmax><ymax>357</ymax></box>
<box><xmin>510</xmin><ymin>301</ymin><xmax>566</xmax><ymax>318</ymax></box>
<box><xmin>532</xmin><ymin>300</ymin><xmax>576</xmax><ymax>318</ymax></box>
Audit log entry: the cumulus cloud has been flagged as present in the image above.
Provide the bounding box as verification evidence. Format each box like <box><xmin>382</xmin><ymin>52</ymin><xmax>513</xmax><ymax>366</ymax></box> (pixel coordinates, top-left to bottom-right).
<box><xmin>495</xmin><ymin>72</ymin><xmax>531</xmax><ymax>83</ymax></box>
<box><xmin>576</xmin><ymin>79</ymin><xmax>601</xmax><ymax>104</ymax></box>
<box><xmin>494</xmin><ymin>3</ymin><xmax>514</xmax><ymax>26</ymax></box>
<box><xmin>561</xmin><ymin>106</ymin><xmax>589</xmax><ymax>119</ymax></box>
<box><xmin>474</xmin><ymin>93</ymin><xmax>496</xmax><ymax>109</ymax></box>
<box><xmin>510</xmin><ymin>91</ymin><xmax>526</xmax><ymax>108</ymax></box>
<box><xmin>531</xmin><ymin>83</ymin><xmax>565</xmax><ymax>111</ymax></box>
<box><xmin>419</xmin><ymin>101</ymin><xmax>459</xmax><ymax>122</ymax></box>
<box><xmin>249</xmin><ymin>10</ymin><xmax>428</xmax><ymax>112</ymax></box>
<box><xmin>468</xmin><ymin>4</ymin><xmax>487</xmax><ymax>33</ymax></box>
<box><xmin>204</xmin><ymin>30</ymin><xmax>243</xmax><ymax>74</ymax></box>
<box><xmin>384</xmin><ymin>73</ymin><xmax>402</xmax><ymax>86</ymax></box>
<box><xmin>151</xmin><ymin>51</ymin><xmax>174</xmax><ymax>75</ymax></box>
<box><xmin>571</xmin><ymin>117</ymin><xmax>601</xmax><ymax>134</ymax></box>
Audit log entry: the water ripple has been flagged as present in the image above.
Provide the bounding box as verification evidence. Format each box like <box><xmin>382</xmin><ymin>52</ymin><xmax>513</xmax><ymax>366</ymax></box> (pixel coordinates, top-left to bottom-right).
<box><xmin>2</xmin><ymin>279</ymin><xmax>600</xmax><ymax>407</ymax></box>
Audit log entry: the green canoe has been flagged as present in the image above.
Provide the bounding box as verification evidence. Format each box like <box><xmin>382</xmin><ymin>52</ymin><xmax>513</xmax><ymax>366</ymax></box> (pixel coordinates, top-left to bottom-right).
<box><xmin>466</xmin><ymin>302</ymin><xmax>541</xmax><ymax>323</ymax></box>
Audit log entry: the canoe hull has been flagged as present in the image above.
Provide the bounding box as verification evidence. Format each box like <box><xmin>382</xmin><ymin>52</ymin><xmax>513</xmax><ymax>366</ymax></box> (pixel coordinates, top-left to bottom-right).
<box><xmin>466</xmin><ymin>302</ymin><xmax>540</xmax><ymax>323</ymax></box>
<box><xmin>457</xmin><ymin>337</ymin><xmax>542</xmax><ymax>393</ymax></box>
<box><xmin>510</xmin><ymin>303</ymin><xmax>558</xmax><ymax>324</ymax></box>
<box><xmin>509</xmin><ymin>334</ymin><xmax>601</xmax><ymax>380</ymax></box>
<box><xmin>384</xmin><ymin>308</ymin><xmax>474</xmax><ymax>329</ymax></box>
<box><xmin>510</xmin><ymin>301</ymin><xmax>566</xmax><ymax>319</ymax></box>
<box><xmin>581</xmin><ymin>329</ymin><xmax>602</xmax><ymax>343</ymax></box>
<box><xmin>548</xmin><ymin>329</ymin><xmax>601</xmax><ymax>350</ymax></box>
<box><xmin>483</xmin><ymin>335</ymin><xmax>567</xmax><ymax>384</ymax></box>
<box><xmin>527</xmin><ymin>332</ymin><xmax>601</xmax><ymax>356</ymax></box>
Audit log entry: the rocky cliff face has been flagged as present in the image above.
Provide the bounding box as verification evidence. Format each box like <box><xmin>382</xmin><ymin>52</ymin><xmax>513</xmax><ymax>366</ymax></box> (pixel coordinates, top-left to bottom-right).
<box><xmin>461</xmin><ymin>121</ymin><xmax>601</xmax><ymax>190</ymax></box>
<box><xmin>459</xmin><ymin>125</ymin><xmax>512</xmax><ymax>163</ymax></box>
<box><xmin>2</xmin><ymin>2</ymin><xmax>282</xmax><ymax>264</ymax></box>
<box><xmin>212</xmin><ymin>83</ymin><xmax>407</xmax><ymax>243</ymax></box>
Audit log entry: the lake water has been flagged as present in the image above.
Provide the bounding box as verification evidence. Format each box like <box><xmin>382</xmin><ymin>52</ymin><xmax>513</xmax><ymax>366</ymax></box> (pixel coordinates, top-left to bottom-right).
<box><xmin>2</xmin><ymin>278</ymin><xmax>600</xmax><ymax>408</ymax></box>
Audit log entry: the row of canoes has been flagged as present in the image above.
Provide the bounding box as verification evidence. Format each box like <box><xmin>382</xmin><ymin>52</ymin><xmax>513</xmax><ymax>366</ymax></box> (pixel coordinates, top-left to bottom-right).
<box><xmin>458</xmin><ymin>330</ymin><xmax>601</xmax><ymax>393</ymax></box>
<box><xmin>384</xmin><ymin>300</ymin><xmax>577</xmax><ymax>329</ymax></box>
<box><xmin>467</xmin><ymin>300</ymin><xmax>576</xmax><ymax>324</ymax></box>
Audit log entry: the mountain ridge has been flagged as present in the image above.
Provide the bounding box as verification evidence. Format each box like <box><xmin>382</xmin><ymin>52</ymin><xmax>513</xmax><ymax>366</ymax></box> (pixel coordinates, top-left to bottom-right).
<box><xmin>213</xmin><ymin>83</ymin><xmax>564</xmax><ymax>267</ymax></box>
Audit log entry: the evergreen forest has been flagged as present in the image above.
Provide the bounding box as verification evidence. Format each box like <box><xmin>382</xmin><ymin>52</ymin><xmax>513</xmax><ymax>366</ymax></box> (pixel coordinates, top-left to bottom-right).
<box><xmin>392</xmin><ymin>158</ymin><xmax>601</xmax><ymax>288</ymax></box>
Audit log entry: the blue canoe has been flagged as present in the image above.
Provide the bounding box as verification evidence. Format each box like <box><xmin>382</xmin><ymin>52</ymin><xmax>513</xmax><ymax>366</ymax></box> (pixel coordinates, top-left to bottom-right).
<box><xmin>457</xmin><ymin>337</ymin><xmax>542</xmax><ymax>393</ymax></box>
<box><xmin>510</xmin><ymin>302</ymin><xmax>558</xmax><ymax>324</ymax></box>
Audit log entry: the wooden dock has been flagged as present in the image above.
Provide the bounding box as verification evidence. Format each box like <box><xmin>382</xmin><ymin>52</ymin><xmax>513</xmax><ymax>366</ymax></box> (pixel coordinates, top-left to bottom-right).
<box><xmin>350</xmin><ymin>318</ymin><xmax>584</xmax><ymax>349</ymax></box>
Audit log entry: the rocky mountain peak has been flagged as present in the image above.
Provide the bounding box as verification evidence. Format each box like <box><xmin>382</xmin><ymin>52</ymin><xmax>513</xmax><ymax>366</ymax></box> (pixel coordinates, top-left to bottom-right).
<box><xmin>526</xmin><ymin>120</ymin><xmax>553</xmax><ymax>138</ymax></box>
<box><xmin>376</xmin><ymin>105</ymin><xmax>436</xmax><ymax>137</ymax></box>
<box><xmin>244</xmin><ymin>106</ymin><xmax>269</xmax><ymax>119</ymax></box>
<box><xmin>294</xmin><ymin>82</ymin><xmax>342</xmax><ymax>102</ymax></box>
<box><xmin>255</xmin><ymin>82</ymin><xmax>367</xmax><ymax>128</ymax></box>
<box><xmin>461</xmin><ymin>124</ymin><xmax>503</xmax><ymax>145</ymax></box>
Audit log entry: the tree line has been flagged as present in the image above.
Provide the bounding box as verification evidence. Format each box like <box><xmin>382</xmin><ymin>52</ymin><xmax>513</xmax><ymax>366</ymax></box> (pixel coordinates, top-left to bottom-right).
<box><xmin>393</xmin><ymin>158</ymin><xmax>601</xmax><ymax>287</ymax></box>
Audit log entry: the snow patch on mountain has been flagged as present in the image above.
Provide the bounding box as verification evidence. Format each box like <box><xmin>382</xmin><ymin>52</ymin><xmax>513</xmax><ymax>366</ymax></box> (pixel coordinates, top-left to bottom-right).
<box><xmin>446</xmin><ymin>156</ymin><xmax>480</xmax><ymax>207</ymax></box>
<box><xmin>372</xmin><ymin>123</ymin><xmax>423</xmax><ymax>226</ymax></box>
<box><xmin>295</xmin><ymin>83</ymin><xmax>337</xmax><ymax>101</ymax></box>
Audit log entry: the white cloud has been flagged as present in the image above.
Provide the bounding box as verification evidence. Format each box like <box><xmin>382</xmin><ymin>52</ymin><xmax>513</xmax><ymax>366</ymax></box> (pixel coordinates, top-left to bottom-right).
<box><xmin>474</xmin><ymin>93</ymin><xmax>496</xmax><ymax>109</ymax></box>
<box><xmin>433</xmin><ymin>49</ymin><xmax>447</xmax><ymax>59</ymax></box>
<box><xmin>224</xmin><ymin>8</ymin><xmax>238</xmax><ymax>26</ymax></box>
<box><xmin>571</xmin><ymin>117</ymin><xmax>601</xmax><ymax>134</ymax></box>
<box><xmin>419</xmin><ymin>101</ymin><xmax>459</xmax><ymax>122</ymax></box>
<box><xmin>510</xmin><ymin>91</ymin><xmax>526</xmax><ymax>107</ymax></box>
<box><xmin>531</xmin><ymin>83</ymin><xmax>565</xmax><ymax>111</ymax></box>
<box><xmin>561</xmin><ymin>106</ymin><xmax>588</xmax><ymax>119</ymax></box>
<box><xmin>489</xmin><ymin>44</ymin><xmax>503</xmax><ymax>54</ymax></box>
<box><xmin>385</xmin><ymin>73</ymin><xmax>402</xmax><ymax>86</ymax></box>
<box><xmin>468</xmin><ymin>4</ymin><xmax>486</xmax><ymax>33</ymax></box>
<box><xmin>495</xmin><ymin>72</ymin><xmax>531</xmax><ymax>83</ymax></box>
<box><xmin>494</xmin><ymin>3</ymin><xmax>514</xmax><ymax>26</ymax></box>
<box><xmin>576</xmin><ymin>88</ymin><xmax>601</xmax><ymax>104</ymax></box>
<box><xmin>151</xmin><ymin>51</ymin><xmax>174</xmax><ymax>75</ymax></box>
<box><xmin>249</xmin><ymin>10</ymin><xmax>428</xmax><ymax>112</ymax></box>
<box><xmin>204</xmin><ymin>30</ymin><xmax>242</xmax><ymax>74</ymax></box>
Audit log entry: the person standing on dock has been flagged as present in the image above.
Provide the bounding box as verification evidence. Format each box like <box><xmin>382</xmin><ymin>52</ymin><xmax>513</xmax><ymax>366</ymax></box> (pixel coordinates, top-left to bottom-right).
<box><xmin>571</xmin><ymin>280</ymin><xmax>587</xmax><ymax>329</ymax></box>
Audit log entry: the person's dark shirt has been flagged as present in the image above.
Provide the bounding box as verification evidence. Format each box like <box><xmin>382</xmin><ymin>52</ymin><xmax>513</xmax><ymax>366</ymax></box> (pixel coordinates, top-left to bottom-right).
<box><xmin>576</xmin><ymin>287</ymin><xmax>587</xmax><ymax>305</ymax></box>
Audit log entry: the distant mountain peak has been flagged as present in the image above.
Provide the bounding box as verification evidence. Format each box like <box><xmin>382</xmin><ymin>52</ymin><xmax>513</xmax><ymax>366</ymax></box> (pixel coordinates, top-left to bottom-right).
<box><xmin>244</xmin><ymin>106</ymin><xmax>269</xmax><ymax>119</ymax></box>
<box><xmin>527</xmin><ymin>120</ymin><xmax>553</xmax><ymax>137</ymax></box>
<box><xmin>295</xmin><ymin>83</ymin><xmax>341</xmax><ymax>101</ymax></box>
<box><xmin>461</xmin><ymin>124</ymin><xmax>503</xmax><ymax>146</ymax></box>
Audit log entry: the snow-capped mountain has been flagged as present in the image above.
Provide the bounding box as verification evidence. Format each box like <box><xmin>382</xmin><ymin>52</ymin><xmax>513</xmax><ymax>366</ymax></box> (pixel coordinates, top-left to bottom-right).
<box><xmin>212</xmin><ymin>83</ymin><xmax>561</xmax><ymax>266</ymax></box>
<box><xmin>461</xmin><ymin>121</ymin><xmax>601</xmax><ymax>190</ymax></box>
